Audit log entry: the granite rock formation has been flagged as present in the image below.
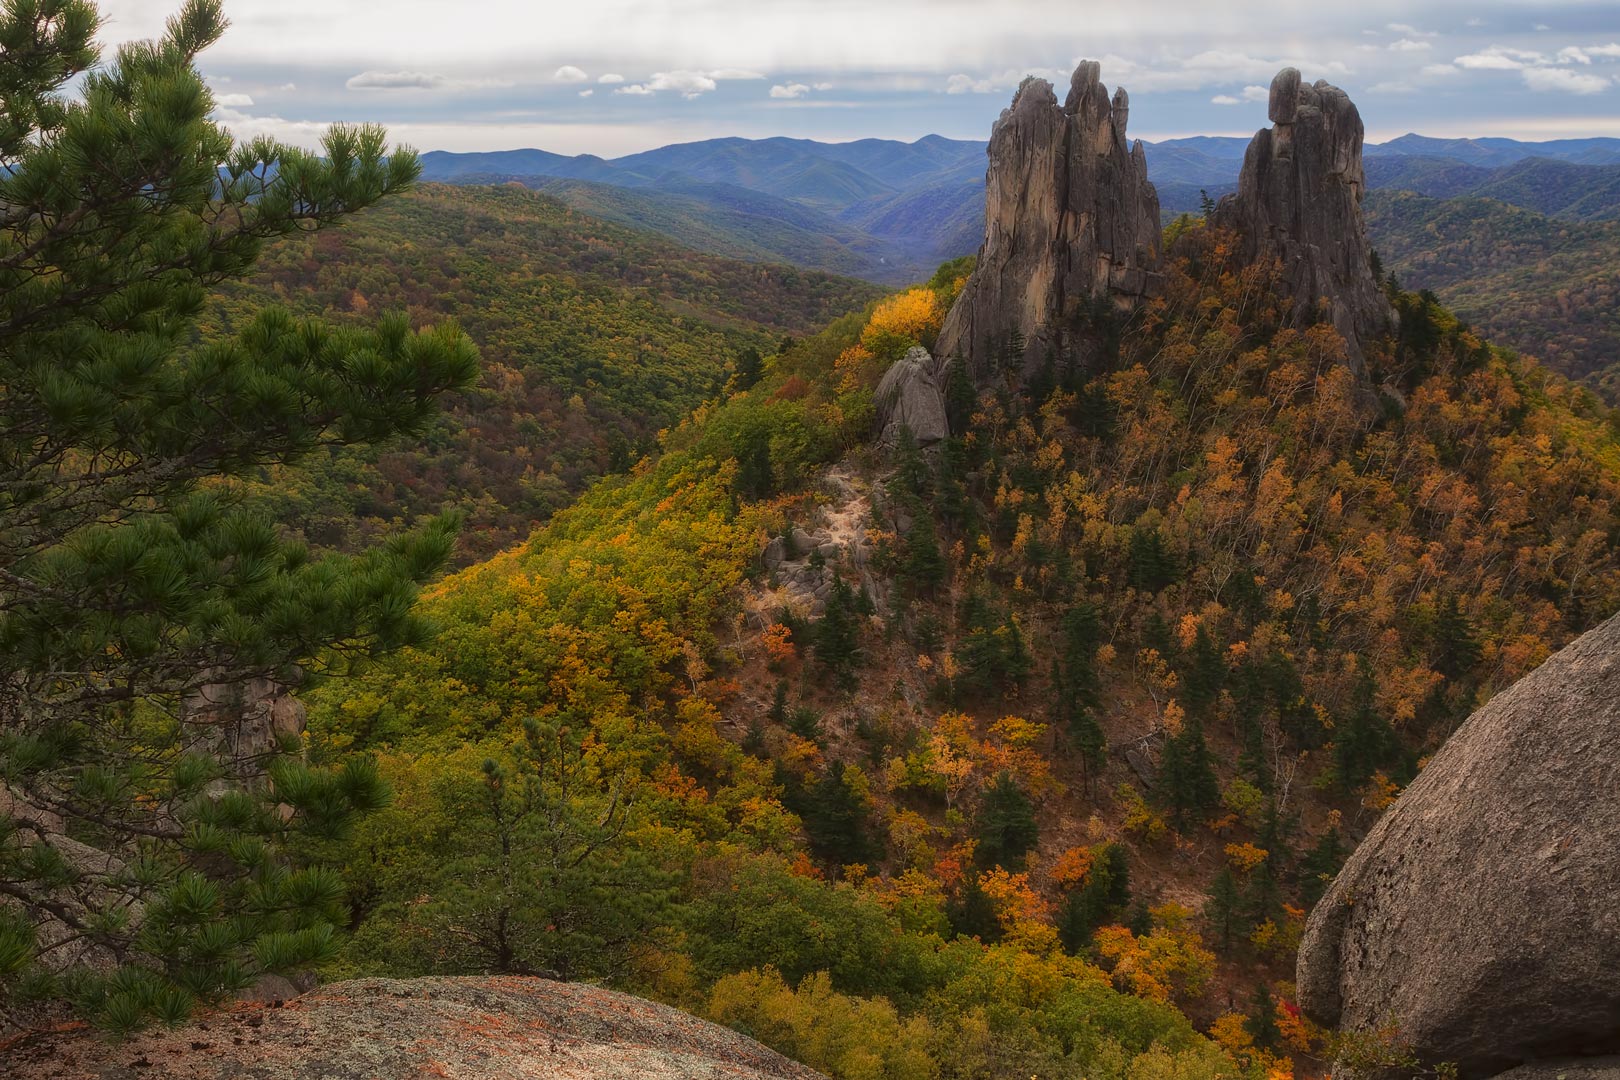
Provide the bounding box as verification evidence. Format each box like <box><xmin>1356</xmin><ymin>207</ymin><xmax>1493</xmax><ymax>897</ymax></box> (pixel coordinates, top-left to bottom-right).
<box><xmin>934</xmin><ymin>61</ymin><xmax>1162</xmax><ymax>381</ymax></box>
<box><xmin>1210</xmin><ymin>68</ymin><xmax>1394</xmax><ymax>370</ymax></box>
<box><xmin>1296</xmin><ymin>613</ymin><xmax>1620</xmax><ymax>1078</ymax></box>
<box><xmin>874</xmin><ymin>344</ymin><xmax>951</xmax><ymax>448</ymax></box>
<box><xmin>8</xmin><ymin>976</ymin><xmax>827</xmax><ymax>1080</ymax></box>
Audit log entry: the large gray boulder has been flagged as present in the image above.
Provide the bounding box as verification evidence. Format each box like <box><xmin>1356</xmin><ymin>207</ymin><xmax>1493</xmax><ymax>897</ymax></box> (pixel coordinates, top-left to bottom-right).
<box><xmin>1210</xmin><ymin>68</ymin><xmax>1394</xmax><ymax>371</ymax></box>
<box><xmin>9</xmin><ymin>976</ymin><xmax>826</xmax><ymax>1079</ymax></box>
<box><xmin>875</xmin><ymin>345</ymin><xmax>951</xmax><ymax>448</ymax></box>
<box><xmin>935</xmin><ymin>61</ymin><xmax>1162</xmax><ymax>383</ymax></box>
<box><xmin>1297</xmin><ymin>614</ymin><xmax>1620</xmax><ymax>1078</ymax></box>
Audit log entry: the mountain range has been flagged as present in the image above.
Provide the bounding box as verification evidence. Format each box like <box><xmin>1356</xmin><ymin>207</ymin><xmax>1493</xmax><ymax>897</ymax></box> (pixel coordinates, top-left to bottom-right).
<box><xmin>420</xmin><ymin>133</ymin><xmax>1620</xmax><ymax>392</ymax></box>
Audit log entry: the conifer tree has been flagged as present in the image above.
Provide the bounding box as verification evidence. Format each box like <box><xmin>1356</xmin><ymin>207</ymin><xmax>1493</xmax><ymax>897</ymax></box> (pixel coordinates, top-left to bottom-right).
<box><xmin>946</xmin><ymin>871</ymin><xmax>1001</xmax><ymax>944</ymax></box>
<box><xmin>1204</xmin><ymin>866</ymin><xmax>1242</xmax><ymax>953</ymax></box>
<box><xmin>813</xmin><ymin>578</ymin><xmax>863</xmax><ymax>690</ymax></box>
<box><xmin>1054</xmin><ymin>603</ymin><xmax>1106</xmax><ymax>785</ymax></box>
<box><xmin>1335</xmin><ymin>661</ymin><xmax>1402</xmax><ymax>790</ymax></box>
<box><xmin>1159</xmin><ymin>717</ymin><xmax>1220</xmax><ymax>826</ymax></box>
<box><xmin>974</xmin><ymin>771</ymin><xmax>1039</xmax><ymax>871</ymax></box>
<box><xmin>800</xmin><ymin>762</ymin><xmax>876</xmax><ymax>868</ymax></box>
<box><xmin>0</xmin><ymin>0</ymin><xmax>477</xmax><ymax>1030</ymax></box>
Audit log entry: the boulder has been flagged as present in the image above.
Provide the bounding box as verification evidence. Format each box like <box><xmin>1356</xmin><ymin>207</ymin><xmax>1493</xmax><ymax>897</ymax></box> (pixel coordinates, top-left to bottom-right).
<box><xmin>874</xmin><ymin>345</ymin><xmax>952</xmax><ymax>448</ymax></box>
<box><xmin>935</xmin><ymin>61</ymin><xmax>1162</xmax><ymax>383</ymax></box>
<box><xmin>8</xmin><ymin>976</ymin><xmax>826</xmax><ymax>1080</ymax></box>
<box><xmin>1209</xmin><ymin>68</ymin><xmax>1394</xmax><ymax>371</ymax></box>
<box><xmin>1296</xmin><ymin>614</ymin><xmax>1620</xmax><ymax>1078</ymax></box>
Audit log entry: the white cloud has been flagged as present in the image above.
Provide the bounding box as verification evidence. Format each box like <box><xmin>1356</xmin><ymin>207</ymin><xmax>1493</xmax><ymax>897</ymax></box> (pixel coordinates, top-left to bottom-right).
<box><xmin>216</xmin><ymin>92</ymin><xmax>255</xmax><ymax>107</ymax></box>
<box><xmin>770</xmin><ymin>83</ymin><xmax>811</xmax><ymax>99</ymax></box>
<box><xmin>613</xmin><ymin>83</ymin><xmax>654</xmax><ymax>96</ymax></box>
<box><xmin>945</xmin><ymin>73</ymin><xmax>996</xmax><ymax>94</ymax></box>
<box><xmin>1558</xmin><ymin>47</ymin><xmax>1592</xmax><ymax>65</ymax></box>
<box><xmin>346</xmin><ymin>70</ymin><xmax>449</xmax><ymax>90</ymax></box>
<box><xmin>1454</xmin><ymin>51</ymin><xmax>1527</xmax><ymax>71</ymax></box>
<box><xmin>645</xmin><ymin>70</ymin><xmax>718</xmax><ymax>97</ymax></box>
<box><xmin>1534</xmin><ymin>23</ymin><xmax>1551</xmax><ymax>32</ymax></box>
<box><xmin>598</xmin><ymin>73</ymin><xmax>625</xmax><ymax>84</ymax></box>
<box><xmin>707</xmin><ymin>68</ymin><xmax>765</xmax><ymax>80</ymax></box>
<box><xmin>1389</xmin><ymin>39</ymin><xmax>1432</xmax><ymax>53</ymax></box>
<box><xmin>813</xmin><ymin>82</ymin><xmax>834</xmax><ymax>91</ymax></box>
<box><xmin>1387</xmin><ymin>23</ymin><xmax>1436</xmax><ymax>37</ymax></box>
<box><xmin>1210</xmin><ymin>94</ymin><xmax>1240</xmax><ymax>105</ymax></box>
<box><xmin>578</xmin><ymin>88</ymin><xmax>594</xmax><ymax>97</ymax></box>
<box><xmin>1420</xmin><ymin>63</ymin><xmax>1460</xmax><ymax>77</ymax></box>
<box><xmin>1522</xmin><ymin>67</ymin><xmax>1610</xmax><ymax>94</ymax></box>
<box><xmin>1241</xmin><ymin>84</ymin><xmax>1269</xmax><ymax>102</ymax></box>
<box><xmin>554</xmin><ymin>65</ymin><xmax>589</xmax><ymax>83</ymax></box>
<box><xmin>274</xmin><ymin>82</ymin><xmax>297</xmax><ymax>92</ymax></box>
<box><xmin>1586</xmin><ymin>44</ymin><xmax>1620</xmax><ymax>60</ymax></box>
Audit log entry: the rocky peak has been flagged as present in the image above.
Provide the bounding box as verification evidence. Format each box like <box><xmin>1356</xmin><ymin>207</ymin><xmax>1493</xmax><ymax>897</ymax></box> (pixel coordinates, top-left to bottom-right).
<box><xmin>1210</xmin><ymin>68</ymin><xmax>1394</xmax><ymax>370</ymax></box>
<box><xmin>934</xmin><ymin>60</ymin><xmax>1162</xmax><ymax>382</ymax></box>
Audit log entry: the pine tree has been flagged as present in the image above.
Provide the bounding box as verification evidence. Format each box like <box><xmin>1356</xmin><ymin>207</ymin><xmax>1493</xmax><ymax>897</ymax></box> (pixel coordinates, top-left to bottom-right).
<box><xmin>0</xmin><ymin>0</ymin><xmax>477</xmax><ymax>1030</ymax></box>
<box><xmin>1204</xmin><ymin>866</ymin><xmax>1242</xmax><ymax>953</ymax></box>
<box><xmin>733</xmin><ymin>346</ymin><xmax>764</xmax><ymax>391</ymax></box>
<box><xmin>800</xmin><ymin>762</ymin><xmax>876</xmax><ymax>868</ymax></box>
<box><xmin>974</xmin><ymin>771</ymin><xmax>1039</xmax><ymax>870</ymax></box>
<box><xmin>813</xmin><ymin>577</ymin><xmax>864</xmax><ymax>690</ymax></box>
<box><xmin>1054</xmin><ymin>603</ymin><xmax>1107</xmax><ymax>785</ymax></box>
<box><xmin>1299</xmin><ymin>825</ymin><xmax>1346</xmax><ymax>907</ymax></box>
<box><xmin>1335</xmin><ymin>661</ymin><xmax>1401</xmax><ymax>790</ymax></box>
<box><xmin>947</xmin><ymin>871</ymin><xmax>1002</xmax><ymax>944</ymax></box>
<box><xmin>1181</xmin><ymin>626</ymin><xmax>1225</xmax><ymax>718</ymax></box>
<box><xmin>1160</xmin><ymin>717</ymin><xmax>1220</xmax><ymax>827</ymax></box>
<box><xmin>1247</xmin><ymin>985</ymin><xmax>1282</xmax><ymax>1048</ymax></box>
<box><xmin>1432</xmin><ymin>593</ymin><xmax>1483</xmax><ymax>679</ymax></box>
<box><xmin>1056</xmin><ymin>843</ymin><xmax>1131</xmax><ymax>954</ymax></box>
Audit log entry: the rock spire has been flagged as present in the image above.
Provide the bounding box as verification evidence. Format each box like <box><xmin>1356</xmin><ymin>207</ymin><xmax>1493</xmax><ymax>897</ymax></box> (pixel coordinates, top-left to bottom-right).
<box><xmin>934</xmin><ymin>61</ymin><xmax>1163</xmax><ymax>381</ymax></box>
<box><xmin>1209</xmin><ymin>68</ymin><xmax>1394</xmax><ymax>369</ymax></box>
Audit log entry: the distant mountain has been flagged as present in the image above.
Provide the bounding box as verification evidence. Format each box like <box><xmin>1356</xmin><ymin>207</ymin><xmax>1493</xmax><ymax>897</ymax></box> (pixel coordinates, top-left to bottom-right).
<box><xmin>1368</xmin><ymin>133</ymin><xmax>1620</xmax><ymax>167</ymax></box>
<box><xmin>1365</xmin><ymin>189</ymin><xmax>1620</xmax><ymax>394</ymax></box>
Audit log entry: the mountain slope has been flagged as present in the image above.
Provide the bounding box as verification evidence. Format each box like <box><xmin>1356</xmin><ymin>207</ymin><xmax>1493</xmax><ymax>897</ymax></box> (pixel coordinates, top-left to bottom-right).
<box><xmin>1365</xmin><ymin>189</ymin><xmax>1620</xmax><ymax>395</ymax></box>
<box><xmin>207</xmin><ymin>182</ymin><xmax>883</xmax><ymax>562</ymax></box>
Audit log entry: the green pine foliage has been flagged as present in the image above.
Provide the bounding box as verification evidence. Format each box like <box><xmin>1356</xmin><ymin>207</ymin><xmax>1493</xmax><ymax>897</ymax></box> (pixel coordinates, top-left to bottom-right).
<box><xmin>0</xmin><ymin>0</ymin><xmax>475</xmax><ymax>1030</ymax></box>
<box><xmin>973</xmin><ymin>771</ymin><xmax>1039</xmax><ymax>871</ymax></box>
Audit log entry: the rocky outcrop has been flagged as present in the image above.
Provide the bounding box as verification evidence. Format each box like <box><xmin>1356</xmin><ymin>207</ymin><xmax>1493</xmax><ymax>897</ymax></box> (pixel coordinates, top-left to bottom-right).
<box><xmin>9</xmin><ymin>976</ymin><xmax>826</xmax><ymax>1080</ymax></box>
<box><xmin>1209</xmin><ymin>69</ymin><xmax>1393</xmax><ymax>370</ymax></box>
<box><xmin>935</xmin><ymin>61</ymin><xmax>1162</xmax><ymax>381</ymax></box>
<box><xmin>875</xmin><ymin>345</ymin><xmax>950</xmax><ymax>448</ymax></box>
<box><xmin>1296</xmin><ymin>614</ymin><xmax>1620</xmax><ymax>1078</ymax></box>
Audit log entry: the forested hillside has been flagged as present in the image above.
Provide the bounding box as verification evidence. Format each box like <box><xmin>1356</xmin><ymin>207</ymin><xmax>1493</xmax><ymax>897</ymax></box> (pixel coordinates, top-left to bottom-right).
<box><xmin>206</xmin><ymin>183</ymin><xmax>883</xmax><ymax>561</ymax></box>
<box><xmin>1365</xmin><ymin>190</ymin><xmax>1620</xmax><ymax>398</ymax></box>
<box><xmin>305</xmin><ymin>222</ymin><xmax>1620</xmax><ymax>1077</ymax></box>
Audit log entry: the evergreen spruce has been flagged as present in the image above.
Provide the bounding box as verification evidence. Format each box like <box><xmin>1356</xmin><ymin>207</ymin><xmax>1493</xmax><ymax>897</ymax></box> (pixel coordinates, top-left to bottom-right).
<box><xmin>1335</xmin><ymin>661</ymin><xmax>1402</xmax><ymax>790</ymax></box>
<box><xmin>800</xmin><ymin>762</ymin><xmax>876</xmax><ymax>868</ymax></box>
<box><xmin>1204</xmin><ymin>866</ymin><xmax>1242</xmax><ymax>953</ymax></box>
<box><xmin>946</xmin><ymin>871</ymin><xmax>1002</xmax><ymax>943</ymax></box>
<box><xmin>813</xmin><ymin>578</ymin><xmax>864</xmax><ymax>690</ymax></box>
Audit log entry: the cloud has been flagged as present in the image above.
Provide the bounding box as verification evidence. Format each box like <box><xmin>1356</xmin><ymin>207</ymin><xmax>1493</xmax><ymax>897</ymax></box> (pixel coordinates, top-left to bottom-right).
<box><xmin>597</xmin><ymin>73</ymin><xmax>625</xmax><ymax>84</ymax></box>
<box><xmin>1420</xmin><ymin>63</ymin><xmax>1460</xmax><ymax>77</ymax></box>
<box><xmin>645</xmin><ymin>70</ymin><xmax>718</xmax><ymax>97</ymax></box>
<box><xmin>770</xmin><ymin>83</ymin><xmax>811</xmax><ymax>99</ymax></box>
<box><xmin>613</xmin><ymin>83</ymin><xmax>654</xmax><ymax>96</ymax></box>
<box><xmin>216</xmin><ymin>92</ymin><xmax>255</xmax><ymax>107</ymax></box>
<box><xmin>945</xmin><ymin>73</ymin><xmax>997</xmax><ymax>94</ymax></box>
<box><xmin>1387</xmin><ymin>23</ymin><xmax>1436</xmax><ymax>37</ymax></box>
<box><xmin>1558</xmin><ymin>47</ymin><xmax>1592</xmax><ymax>65</ymax></box>
<box><xmin>1210</xmin><ymin>94</ymin><xmax>1240</xmax><ymax>105</ymax></box>
<box><xmin>1389</xmin><ymin>39</ymin><xmax>1432</xmax><ymax>53</ymax></box>
<box><xmin>347</xmin><ymin>70</ymin><xmax>448</xmax><ymax>90</ymax></box>
<box><xmin>1454</xmin><ymin>50</ymin><xmax>1527</xmax><ymax>71</ymax></box>
<box><xmin>813</xmin><ymin>82</ymin><xmax>834</xmax><ymax>91</ymax></box>
<box><xmin>1521</xmin><ymin>67</ymin><xmax>1610</xmax><ymax>94</ymax></box>
<box><xmin>274</xmin><ymin>82</ymin><xmax>297</xmax><ymax>92</ymax></box>
<box><xmin>1591</xmin><ymin>44</ymin><xmax>1620</xmax><ymax>60</ymax></box>
<box><xmin>554</xmin><ymin>65</ymin><xmax>589</xmax><ymax>83</ymax></box>
<box><xmin>578</xmin><ymin>88</ymin><xmax>594</xmax><ymax>97</ymax></box>
<box><xmin>707</xmin><ymin>68</ymin><xmax>765</xmax><ymax>80</ymax></box>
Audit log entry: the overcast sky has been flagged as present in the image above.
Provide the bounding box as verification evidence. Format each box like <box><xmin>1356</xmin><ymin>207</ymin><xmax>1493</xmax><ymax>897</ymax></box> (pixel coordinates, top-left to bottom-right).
<box><xmin>97</xmin><ymin>0</ymin><xmax>1620</xmax><ymax>155</ymax></box>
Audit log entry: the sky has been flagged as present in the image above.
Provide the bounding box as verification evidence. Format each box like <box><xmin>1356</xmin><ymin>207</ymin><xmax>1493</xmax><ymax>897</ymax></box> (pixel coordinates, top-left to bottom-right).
<box><xmin>96</xmin><ymin>0</ymin><xmax>1620</xmax><ymax>155</ymax></box>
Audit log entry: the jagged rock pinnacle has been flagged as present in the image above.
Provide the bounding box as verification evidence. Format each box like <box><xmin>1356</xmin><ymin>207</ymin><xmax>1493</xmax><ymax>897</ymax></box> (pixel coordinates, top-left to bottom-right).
<box><xmin>1210</xmin><ymin>68</ymin><xmax>1394</xmax><ymax>370</ymax></box>
<box><xmin>935</xmin><ymin>60</ymin><xmax>1163</xmax><ymax>382</ymax></box>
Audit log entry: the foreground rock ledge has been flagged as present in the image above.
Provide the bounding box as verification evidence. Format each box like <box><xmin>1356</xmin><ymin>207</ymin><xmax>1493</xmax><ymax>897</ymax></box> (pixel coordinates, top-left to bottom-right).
<box><xmin>8</xmin><ymin>976</ymin><xmax>826</xmax><ymax>1080</ymax></box>
<box><xmin>1296</xmin><ymin>613</ymin><xmax>1620</xmax><ymax>1079</ymax></box>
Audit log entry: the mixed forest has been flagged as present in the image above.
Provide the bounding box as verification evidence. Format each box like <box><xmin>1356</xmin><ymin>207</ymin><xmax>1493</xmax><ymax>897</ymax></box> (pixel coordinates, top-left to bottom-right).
<box><xmin>4</xmin><ymin>3</ymin><xmax>1620</xmax><ymax>1079</ymax></box>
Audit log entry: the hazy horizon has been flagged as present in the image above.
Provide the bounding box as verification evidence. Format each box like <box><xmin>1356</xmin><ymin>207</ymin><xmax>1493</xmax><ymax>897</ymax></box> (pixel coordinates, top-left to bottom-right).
<box><xmin>90</xmin><ymin>0</ymin><xmax>1620</xmax><ymax>156</ymax></box>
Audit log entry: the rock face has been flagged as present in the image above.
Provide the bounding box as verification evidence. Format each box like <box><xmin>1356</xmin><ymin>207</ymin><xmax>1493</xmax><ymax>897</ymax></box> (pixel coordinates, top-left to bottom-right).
<box><xmin>1296</xmin><ymin>614</ymin><xmax>1620</xmax><ymax>1078</ymax></box>
<box><xmin>1210</xmin><ymin>68</ymin><xmax>1393</xmax><ymax>369</ymax></box>
<box><xmin>875</xmin><ymin>345</ymin><xmax>951</xmax><ymax>448</ymax></box>
<box><xmin>9</xmin><ymin>976</ymin><xmax>826</xmax><ymax>1080</ymax></box>
<box><xmin>935</xmin><ymin>61</ymin><xmax>1162</xmax><ymax>381</ymax></box>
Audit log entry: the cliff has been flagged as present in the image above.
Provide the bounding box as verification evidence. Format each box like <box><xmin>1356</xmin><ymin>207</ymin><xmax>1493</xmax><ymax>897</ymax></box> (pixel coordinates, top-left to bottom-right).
<box><xmin>934</xmin><ymin>60</ymin><xmax>1162</xmax><ymax>382</ymax></box>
